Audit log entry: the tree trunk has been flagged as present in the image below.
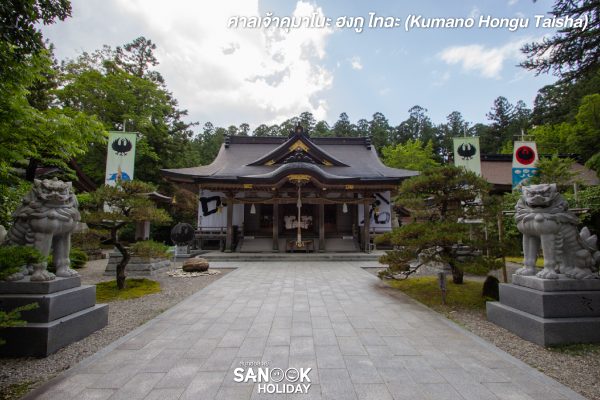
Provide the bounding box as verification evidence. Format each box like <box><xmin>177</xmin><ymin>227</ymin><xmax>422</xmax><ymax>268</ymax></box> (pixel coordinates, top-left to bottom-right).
<box><xmin>450</xmin><ymin>262</ymin><xmax>464</xmax><ymax>284</ymax></box>
<box><xmin>111</xmin><ymin>229</ymin><xmax>130</xmax><ymax>289</ymax></box>
<box><xmin>25</xmin><ymin>158</ymin><xmax>39</xmax><ymax>182</ymax></box>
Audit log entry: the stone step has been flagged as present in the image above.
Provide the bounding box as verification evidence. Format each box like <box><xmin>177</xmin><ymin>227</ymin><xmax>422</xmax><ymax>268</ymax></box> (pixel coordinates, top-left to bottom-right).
<box><xmin>198</xmin><ymin>252</ymin><xmax>382</xmax><ymax>262</ymax></box>
<box><xmin>486</xmin><ymin>301</ymin><xmax>600</xmax><ymax>346</ymax></box>
<box><xmin>0</xmin><ymin>276</ymin><xmax>81</xmax><ymax>294</ymax></box>
<box><xmin>0</xmin><ymin>285</ymin><xmax>97</xmax><ymax>323</ymax></box>
<box><xmin>499</xmin><ymin>283</ymin><xmax>600</xmax><ymax>318</ymax></box>
<box><xmin>0</xmin><ymin>303</ymin><xmax>108</xmax><ymax>357</ymax></box>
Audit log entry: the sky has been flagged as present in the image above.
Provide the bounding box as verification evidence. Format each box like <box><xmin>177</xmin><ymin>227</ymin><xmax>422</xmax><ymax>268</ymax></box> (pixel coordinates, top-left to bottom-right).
<box><xmin>41</xmin><ymin>0</ymin><xmax>563</xmax><ymax>131</ymax></box>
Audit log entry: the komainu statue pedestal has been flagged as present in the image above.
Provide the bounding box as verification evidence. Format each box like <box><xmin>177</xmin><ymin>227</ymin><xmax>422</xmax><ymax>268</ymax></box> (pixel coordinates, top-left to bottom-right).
<box><xmin>0</xmin><ymin>276</ymin><xmax>108</xmax><ymax>357</ymax></box>
<box><xmin>487</xmin><ymin>275</ymin><xmax>600</xmax><ymax>346</ymax></box>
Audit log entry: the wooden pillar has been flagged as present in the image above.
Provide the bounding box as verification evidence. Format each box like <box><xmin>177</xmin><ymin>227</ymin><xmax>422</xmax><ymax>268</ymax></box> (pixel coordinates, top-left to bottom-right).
<box><xmin>225</xmin><ymin>195</ymin><xmax>234</xmax><ymax>252</ymax></box>
<box><xmin>272</xmin><ymin>201</ymin><xmax>279</xmax><ymax>251</ymax></box>
<box><xmin>363</xmin><ymin>199</ymin><xmax>370</xmax><ymax>253</ymax></box>
<box><xmin>319</xmin><ymin>202</ymin><xmax>325</xmax><ymax>251</ymax></box>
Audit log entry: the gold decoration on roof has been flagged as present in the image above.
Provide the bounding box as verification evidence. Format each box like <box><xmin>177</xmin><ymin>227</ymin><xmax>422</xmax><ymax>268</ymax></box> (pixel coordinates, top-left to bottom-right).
<box><xmin>289</xmin><ymin>140</ymin><xmax>309</xmax><ymax>152</ymax></box>
<box><xmin>287</xmin><ymin>174</ymin><xmax>311</xmax><ymax>184</ymax></box>
<box><xmin>265</xmin><ymin>160</ymin><xmax>275</xmax><ymax>166</ymax></box>
<box><xmin>322</xmin><ymin>160</ymin><xmax>333</xmax><ymax>166</ymax></box>
<box><xmin>243</xmin><ymin>184</ymin><xmax>253</xmax><ymax>189</ymax></box>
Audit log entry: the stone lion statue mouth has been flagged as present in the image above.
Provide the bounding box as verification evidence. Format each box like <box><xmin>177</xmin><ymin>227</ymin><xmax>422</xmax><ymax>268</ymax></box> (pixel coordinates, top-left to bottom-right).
<box><xmin>515</xmin><ymin>183</ymin><xmax>600</xmax><ymax>280</ymax></box>
<box><xmin>5</xmin><ymin>178</ymin><xmax>80</xmax><ymax>282</ymax></box>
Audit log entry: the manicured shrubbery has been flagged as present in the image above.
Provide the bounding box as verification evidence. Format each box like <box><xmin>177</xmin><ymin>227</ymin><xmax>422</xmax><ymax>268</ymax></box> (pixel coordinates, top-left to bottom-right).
<box><xmin>0</xmin><ymin>245</ymin><xmax>43</xmax><ymax>280</ymax></box>
<box><xmin>130</xmin><ymin>240</ymin><xmax>170</xmax><ymax>259</ymax></box>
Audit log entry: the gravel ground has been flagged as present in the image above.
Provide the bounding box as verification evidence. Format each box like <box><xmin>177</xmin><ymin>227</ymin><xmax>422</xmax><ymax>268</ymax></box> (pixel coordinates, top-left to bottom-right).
<box><xmin>367</xmin><ymin>263</ymin><xmax>600</xmax><ymax>400</ymax></box>
<box><xmin>0</xmin><ymin>258</ymin><xmax>232</xmax><ymax>399</ymax></box>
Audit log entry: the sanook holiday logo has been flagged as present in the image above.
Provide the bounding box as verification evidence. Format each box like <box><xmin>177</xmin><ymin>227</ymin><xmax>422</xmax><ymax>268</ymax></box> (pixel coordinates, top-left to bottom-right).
<box><xmin>233</xmin><ymin>361</ymin><xmax>311</xmax><ymax>394</ymax></box>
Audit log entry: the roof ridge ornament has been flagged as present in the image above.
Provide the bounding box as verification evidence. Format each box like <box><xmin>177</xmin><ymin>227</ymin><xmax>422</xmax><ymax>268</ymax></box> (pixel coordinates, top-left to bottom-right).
<box><xmin>247</xmin><ymin>124</ymin><xmax>349</xmax><ymax>167</ymax></box>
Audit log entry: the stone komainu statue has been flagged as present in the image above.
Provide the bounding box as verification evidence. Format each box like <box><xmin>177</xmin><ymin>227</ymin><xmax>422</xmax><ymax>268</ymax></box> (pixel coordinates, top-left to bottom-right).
<box><xmin>6</xmin><ymin>178</ymin><xmax>80</xmax><ymax>281</ymax></box>
<box><xmin>515</xmin><ymin>183</ymin><xmax>600</xmax><ymax>280</ymax></box>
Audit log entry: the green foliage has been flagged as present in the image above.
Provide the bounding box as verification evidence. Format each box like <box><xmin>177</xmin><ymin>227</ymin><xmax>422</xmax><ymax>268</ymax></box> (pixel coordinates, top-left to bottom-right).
<box><xmin>532</xmin><ymin>155</ymin><xmax>576</xmax><ymax>190</ymax></box>
<box><xmin>95</xmin><ymin>278</ymin><xmax>160</xmax><ymax>302</ymax></box>
<box><xmin>82</xmin><ymin>180</ymin><xmax>171</xmax><ymax>289</ymax></box>
<box><xmin>520</xmin><ymin>0</ymin><xmax>600</xmax><ymax>82</ymax></box>
<box><xmin>0</xmin><ymin>303</ymin><xmax>39</xmax><ymax>346</ymax></box>
<box><xmin>458</xmin><ymin>256</ymin><xmax>504</xmax><ymax>276</ymax></box>
<box><xmin>380</xmin><ymin>166</ymin><xmax>495</xmax><ymax>283</ymax></box>
<box><xmin>0</xmin><ymin>246</ymin><xmax>43</xmax><ymax>280</ymax></box>
<box><xmin>58</xmin><ymin>38</ymin><xmax>197</xmax><ymax>185</ymax></box>
<box><xmin>0</xmin><ymin>179</ymin><xmax>31</xmax><ymax>228</ymax></box>
<box><xmin>48</xmin><ymin>247</ymin><xmax>88</xmax><ymax>271</ymax></box>
<box><xmin>130</xmin><ymin>240</ymin><xmax>169</xmax><ymax>259</ymax></box>
<box><xmin>0</xmin><ymin>0</ymin><xmax>72</xmax><ymax>63</ymax></box>
<box><xmin>0</xmin><ymin>42</ymin><xmax>106</xmax><ymax>179</ymax></box>
<box><xmin>548</xmin><ymin>343</ymin><xmax>600</xmax><ymax>355</ymax></box>
<box><xmin>395</xmin><ymin>165</ymin><xmax>490</xmax><ymax>221</ymax></box>
<box><xmin>381</xmin><ymin>139</ymin><xmax>440</xmax><ymax>171</ymax></box>
<box><xmin>579</xmin><ymin>185</ymin><xmax>600</xmax><ymax>215</ymax></box>
<box><xmin>532</xmin><ymin>93</ymin><xmax>600</xmax><ymax>174</ymax></box>
<box><xmin>71</xmin><ymin>228</ymin><xmax>108</xmax><ymax>253</ymax></box>
<box><xmin>386</xmin><ymin>277</ymin><xmax>487</xmax><ymax>312</ymax></box>
<box><xmin>83</xmin><ymin>180</ymin><xmax>172</xmax><ymax>228</ymax></box>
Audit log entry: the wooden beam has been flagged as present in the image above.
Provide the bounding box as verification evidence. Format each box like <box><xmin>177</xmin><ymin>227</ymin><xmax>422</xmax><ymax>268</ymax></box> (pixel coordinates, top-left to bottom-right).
<box><xmin>273</xmin><ymin>201</ymin><xmax>279</xmax><ymax>251</ymax></box>
<box><xmin>225</xmin><ymin>195</ymin><xmax>234</xmax><ymax>252</ymax></box>
<box><xmin>363</xmin><ymin>200</ymin><xmax>370</xmax><ymax>253</ymax></box>
<box><xmin>319</xmin><ymin>202</ymin><xmax>325</xmax><ymax>251</ymax></box>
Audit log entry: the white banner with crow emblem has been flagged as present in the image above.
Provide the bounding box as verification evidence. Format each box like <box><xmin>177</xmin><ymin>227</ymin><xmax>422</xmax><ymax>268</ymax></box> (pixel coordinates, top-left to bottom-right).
<box><xmin>105</xmin><ymin>132</ymin><xmax>137</xmax><ymax>186</ymax></box>
<box><xmin>512</xmin><ymin>141</ymin><xmax>538</xmax><ymax>189</ymax></box>
<box><xmin>453</xmin><ymin>137</ymin><xmax>481</xmax><ymax>176</ymax></box>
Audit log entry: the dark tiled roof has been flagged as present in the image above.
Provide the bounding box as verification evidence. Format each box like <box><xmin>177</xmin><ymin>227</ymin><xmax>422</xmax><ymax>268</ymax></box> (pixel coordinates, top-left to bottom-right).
<box><xmin>480</xmin><ymin>158</ymin><xmax>599</xmax><ymax>187</ymax></box>
<box><xmin>162</xmin><ymin>134</ymin><xmax>418</xmax><ymax>184</ymax></box>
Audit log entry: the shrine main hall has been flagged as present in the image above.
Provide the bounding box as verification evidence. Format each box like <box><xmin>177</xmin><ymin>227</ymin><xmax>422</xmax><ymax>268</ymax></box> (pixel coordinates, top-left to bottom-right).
<box><xmin>162</xmin><ymin>126</ymin><xmax>417</xmax><ymax>253</ymax></box>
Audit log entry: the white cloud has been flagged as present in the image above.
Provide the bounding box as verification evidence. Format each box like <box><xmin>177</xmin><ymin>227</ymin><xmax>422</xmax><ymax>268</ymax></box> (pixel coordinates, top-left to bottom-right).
<box><xmin>468</xmin><ymin>6</ymin><xmax>481</xmax><ymax>19</ymax></box>
<box><xmin>378</xmin><ymin>87</ymin><xmax>391</xmax><ymax>96</ymax></box>
<box><xmin>508</xmin><ymin>0</ymin><xmax>519</xmax><ymax>6</ymax></box>
<box><xmin>349</xmin><ymin>56</ymin><xmax>363</xmax><ymax>70</ymax></box>
<box><xmin>438</xmin><ymin>38</ymin><xmax>529</xmax><ymax>79</ymax></box>
<box><xmin>43</xmin><ymin>0</ymin><xmax>334</xmax><ymax>127</ymax></box>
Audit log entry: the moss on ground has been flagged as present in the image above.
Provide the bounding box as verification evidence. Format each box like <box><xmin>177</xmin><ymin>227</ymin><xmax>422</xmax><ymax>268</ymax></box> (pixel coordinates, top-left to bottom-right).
<box><xmin>548</xmin><ymin>343</ymin><xmax>600</xmax><ymax>355</ymax></box>
<box><xmin>96</xmin><ymin>278</ymin><xmax>160</xmax><ymax>302</ymax></box>
<box><xmin>505</xmin><ymin>256</ymin><xmax>544</xmax><ymax>267</ymax></box>
<box><xmin>0</xmin><ymin>381</ymin><xmax>34</xmax><ymax>400</ymax></box>
<box><xmin>386</xmin><ymin>276</ymin><xmax>488</xmax><ymax>313</ymax></box>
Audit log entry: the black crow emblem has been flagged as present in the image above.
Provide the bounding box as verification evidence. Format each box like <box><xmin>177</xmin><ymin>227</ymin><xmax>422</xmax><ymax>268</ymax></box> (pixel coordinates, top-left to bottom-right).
<box><xmin>112</xmin><ymin>137</ymin><xmax>133</xmax><ymax>155</ymax></box>
<box><xmin>516</xmin><ymin>146</ymin><xmax>535</xmax><ymax>165</ymax></box>
<box><xmin>457</xmin><ymin>143</ymin><xmax>477</xmax><ymax>160</ymax></box>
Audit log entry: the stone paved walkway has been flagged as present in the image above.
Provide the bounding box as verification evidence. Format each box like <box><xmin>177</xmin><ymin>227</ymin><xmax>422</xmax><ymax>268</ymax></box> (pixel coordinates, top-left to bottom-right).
<box><xmin>27</xmin><ymin>262</ymin><xmax>586</xmax><ymax>400</ymax></box>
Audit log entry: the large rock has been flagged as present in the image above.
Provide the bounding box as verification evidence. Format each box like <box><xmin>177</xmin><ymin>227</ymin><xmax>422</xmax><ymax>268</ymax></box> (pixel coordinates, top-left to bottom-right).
<box><xmin>182</xmin><ymin>257</ymin><xmax>209</xmax><ymax>272</ymax></box>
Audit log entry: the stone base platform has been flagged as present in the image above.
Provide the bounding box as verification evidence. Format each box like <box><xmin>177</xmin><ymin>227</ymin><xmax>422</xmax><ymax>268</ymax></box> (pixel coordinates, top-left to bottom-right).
<box><xmin>487</xmin><ymin>274</ymin><xmax>600</xmax><ymax>346</ymax></box>
<box><xmin>0</xmin><ymin>276</ymin><xmax>108</xmax><ymax>357</ymax></box>
<box><xmin>104</xmin><ymin>252</ymin><xmax>170</xmax><ymax>276</ymax></box>
<box><xmin>0</xmin><ymin>304</ymin><xmax>108</xmax><ymax>357</ymax></box>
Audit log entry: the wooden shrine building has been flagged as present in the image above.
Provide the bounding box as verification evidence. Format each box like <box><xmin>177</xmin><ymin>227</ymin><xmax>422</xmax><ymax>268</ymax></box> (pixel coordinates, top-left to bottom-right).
<box><xmin>161</xmin><ymin>126</ymin><xmax>418</xmax><ymax>252</ymax></box>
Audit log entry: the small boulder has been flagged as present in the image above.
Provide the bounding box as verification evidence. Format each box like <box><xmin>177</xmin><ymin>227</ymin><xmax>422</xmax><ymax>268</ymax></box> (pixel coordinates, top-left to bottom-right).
<box><xmin>482</xmin><ymin>276</ymin><xmax>500</xmax><ymax>300</ymax></box>
<box><xmin>182</xmin><ymin>257</ymin><xmax>209</xmax><ymax>272</ymax></box>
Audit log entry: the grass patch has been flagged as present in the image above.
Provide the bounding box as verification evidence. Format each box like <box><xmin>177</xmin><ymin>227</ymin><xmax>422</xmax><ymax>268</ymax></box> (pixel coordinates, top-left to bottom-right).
<box><xmin>386</xmin><ymin>276</ymin><xmax>488</xmax><ymax>313</ymax></box>
<box><xmin>505</xmin><ymin>256</ymin><xmax>543</xmax><ymax>267</ymax></box>
<box><xmin>548</xmin><ymin>343</ymin><xmax>600</xmax><ymax>355</ymax></box>
<box><xmin>96</xmin><ymin>278</ymin><xmax>161</xmax><ymax>302</ymax></box>
<box><xmin>1</xmin><ymin>381</ymin><xmax>34</xmax><ymax>400</ymax></box>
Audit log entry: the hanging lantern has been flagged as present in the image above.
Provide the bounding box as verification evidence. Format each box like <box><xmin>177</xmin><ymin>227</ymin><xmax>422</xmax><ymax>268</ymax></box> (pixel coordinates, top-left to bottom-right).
<box><xmin>342</xmin><ymin>203</ymin><xmax>348</xmax><ymax>213</ymax></box>
<box><xmin>250</xmin><ymin>204</ymin><xmax>256</xmax><ymax>214</ymax></box>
